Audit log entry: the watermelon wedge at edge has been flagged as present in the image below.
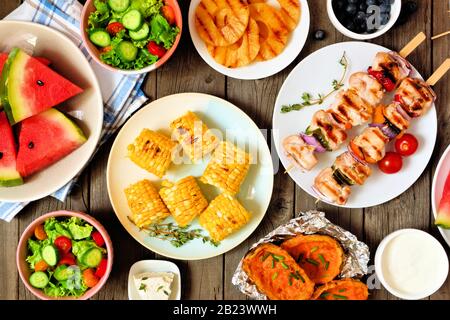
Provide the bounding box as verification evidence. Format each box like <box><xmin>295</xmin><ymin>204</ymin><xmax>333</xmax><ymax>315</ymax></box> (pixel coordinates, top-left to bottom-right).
<box><xmin>436</xmin><ymin>171</ymin><xmax>450</xmax><ymax>228</ymax></box>
<box><xmin>0</xmin><ymin>48</ymin><xmax>83</xmax><ymax>125</ymax></box>
<box><xmin>16</xmin><ymin>108</ymin><xmax>87</xmax><ymax>178</ymax></box>
<box><xmin>0</xmin><ymin>111</ymin><xmax>23</xmax><ymax>187</ymax></box>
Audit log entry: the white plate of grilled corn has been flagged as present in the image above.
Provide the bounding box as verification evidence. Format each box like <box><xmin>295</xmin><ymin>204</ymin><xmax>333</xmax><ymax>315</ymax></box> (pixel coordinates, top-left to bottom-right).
<box><xmin>107</xmin><ymin>93</ymin><xmax>274</xmax><ymax>260</ymax></box>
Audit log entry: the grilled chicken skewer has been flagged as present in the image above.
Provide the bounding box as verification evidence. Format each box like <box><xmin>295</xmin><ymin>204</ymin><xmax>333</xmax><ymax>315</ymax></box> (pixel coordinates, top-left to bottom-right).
<box><xmin>313</xmin><ymin>73</ymin><xmax>440</xmax><ymax>205</ymax></box>
<box><xmin>283</xmin><ymin>50</ymin><xmax>413</xmax><ymax>171</ymax></box>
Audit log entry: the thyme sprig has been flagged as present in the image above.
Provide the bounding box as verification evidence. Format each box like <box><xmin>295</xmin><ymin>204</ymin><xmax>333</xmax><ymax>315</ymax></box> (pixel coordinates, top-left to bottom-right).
<box><xmin>281</xmin><ymin>52</ymin><xmax>349</xmax><ymax>113</ymax></box>
<box><xmin>133</xmin><ymin>220</ymin><xmax>220</xmax><ymax>248</ymax></box>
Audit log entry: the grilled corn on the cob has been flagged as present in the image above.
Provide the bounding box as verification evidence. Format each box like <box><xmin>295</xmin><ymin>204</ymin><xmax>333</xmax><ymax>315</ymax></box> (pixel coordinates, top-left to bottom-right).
<box><xmin>200</xmin><ymin>141</ymin><xmax>251</xmax><ymax>195</ymax></box>
<box><xmin>170</xmin><ymin>111</ymin><xmax>220</xmax><ymax>162</ymax></box>
<box><xmin>124</xmin><ymin>179</ymin><xmax>170</xmax><ymax>228</ymax></box>
<box><xmin>199</xmin><ymin>193</ymin><xmax>251</xmax><ymax>242</ymax></box>
<box><xmin>159</xmin><ymin>176</ymin><xmax>209</xmax><ymax>227</ymax></box>
<box><xmin>128</xmin><ymin>129</ymin><xmax>177</xmax><ymax>178</ymax></box>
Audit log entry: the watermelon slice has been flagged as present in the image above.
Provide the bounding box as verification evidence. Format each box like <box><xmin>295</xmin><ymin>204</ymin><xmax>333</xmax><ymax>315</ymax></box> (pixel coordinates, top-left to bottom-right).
<box><xmin>436</xmin><ymin>171</ymin><xmax>450</xmax><ymax>229</ymax></box>
<box><xmin>16</xmin><ymin>108</ymin><xmax>87</xmax><ymax>178</ymax></box>
<box><xmin>0</xmin><ymin>48</ymin><xmax>83</xmax><ymax>125</ymax></box>
<box><xmin>0</xmin><ymin>111</ymin><xmax>23</xmax><ymax>187</ymax></box>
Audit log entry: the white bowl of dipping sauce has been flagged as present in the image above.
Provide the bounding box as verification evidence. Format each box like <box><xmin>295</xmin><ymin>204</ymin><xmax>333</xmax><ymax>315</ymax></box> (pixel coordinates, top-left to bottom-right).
<box><xmin>375</xmin><ymin>229</ymin><xmax>449</xmax><ymax>300</ymax></box>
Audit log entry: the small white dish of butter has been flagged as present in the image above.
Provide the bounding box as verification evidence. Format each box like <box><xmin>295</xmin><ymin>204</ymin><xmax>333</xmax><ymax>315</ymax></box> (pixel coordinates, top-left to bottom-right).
<box><xmin>128</xmin><ymin>260</ymin><xmax>181</xmax><ymax>300</ymax></box>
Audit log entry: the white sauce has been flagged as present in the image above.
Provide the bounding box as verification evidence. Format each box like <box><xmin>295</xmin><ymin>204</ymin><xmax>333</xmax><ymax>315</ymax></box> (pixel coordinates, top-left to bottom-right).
<box><xmin>381</xmin><ymin>232</ymin><xmax>447</xmax><ymax>296</ymax></box>
<box><xmin>134</xmin><ymin>272</ymin><xmax>174</xmax><ymax>300</ymax></box>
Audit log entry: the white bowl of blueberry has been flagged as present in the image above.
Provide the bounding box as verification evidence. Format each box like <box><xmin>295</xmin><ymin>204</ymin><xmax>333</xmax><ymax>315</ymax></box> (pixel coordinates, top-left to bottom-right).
<box><xmin>327</xmin><ymin>0</ymin><xmax>401</xmax><ymax>40</ymax></box>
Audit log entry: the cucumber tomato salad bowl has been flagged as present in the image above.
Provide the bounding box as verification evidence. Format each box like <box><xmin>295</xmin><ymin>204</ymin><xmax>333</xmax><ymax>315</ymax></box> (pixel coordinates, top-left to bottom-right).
<box><xmin>16</xmin><ymin>211</ymin><xmax>113</xmax><ymax>300</ymax></box>
<box><xmin>81</xmin><ymin>0</ymin><xmax>182</xmax><ymax>74</ymax></box>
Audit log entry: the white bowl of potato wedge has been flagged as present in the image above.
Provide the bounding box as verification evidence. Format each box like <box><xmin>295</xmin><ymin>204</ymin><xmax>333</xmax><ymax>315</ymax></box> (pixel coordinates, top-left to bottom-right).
<box><xmin>188</xmin><ymin>0</ymin><xmax>310</xmax><ymax>80</ymax></box>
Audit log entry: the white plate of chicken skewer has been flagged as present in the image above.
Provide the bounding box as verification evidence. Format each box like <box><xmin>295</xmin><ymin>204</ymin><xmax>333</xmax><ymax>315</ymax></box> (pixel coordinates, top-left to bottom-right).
<box><xmin>273</xmin><ymin>41</ymin><xmax>437</xmax><ymax>208</ymax></box>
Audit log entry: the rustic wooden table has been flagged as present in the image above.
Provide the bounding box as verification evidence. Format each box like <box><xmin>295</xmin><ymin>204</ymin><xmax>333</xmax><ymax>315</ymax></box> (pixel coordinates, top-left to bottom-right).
<box><xmin>1</xmin><ymin>0</ymin><xmax>449</xmax><ymax>300</ymax></box>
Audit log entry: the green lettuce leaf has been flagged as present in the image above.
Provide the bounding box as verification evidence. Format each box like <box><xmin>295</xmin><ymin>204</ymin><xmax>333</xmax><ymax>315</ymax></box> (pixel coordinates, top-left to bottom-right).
<box><xmin>44</xmin><ymin>217</ymin><xmax>72</xmax><ymax>242</ymax></box>
<box><xmin>26</xmin><ymin>239</ymin><xmax>48</xmax><ymax>269</ymax></box>
<box><xmin>101</xmin><ymin>47</ymin><xmax>158</xmax><ymax>70</ymax></box>
<box><xmin>130</xmin><ymin>0</ymin><xmax>163</xmax><ymax>18</ymax></box>
<box><xmin>94</xmin><ymin>0</ymin><xmax>109</xmax><ymax>13</ymax></box>
<box><xmin>149</xmin><ymin>14</ymin><xmax>179</xmax><ymax>49</ymax></box>
<box><xmin>87</xmin><ymin>7</ymin><xmax>110</xmax><ymax>32</ymax></box>
<box><xmin>65</xmin><ymin>217</ymin><xmax>93</xmax><ymax>240</ymax></box>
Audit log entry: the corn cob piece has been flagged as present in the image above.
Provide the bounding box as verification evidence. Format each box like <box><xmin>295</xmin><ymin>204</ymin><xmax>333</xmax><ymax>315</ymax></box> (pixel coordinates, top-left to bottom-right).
<box><xmin>170</xmin><ymin>111</ymin><xmax>220</xmax><ymax>162</ymax></box>
<box><xmin>199</xmin><ymin>193</ymin><xmax>251</xmax><ymax>242</ymax></box>
<box><xmin>127</xmin><ymin>129</ymin><xmax>177</xmax><ymax>178</ymax></box>
<box><xmin>200</xmin><ymin>141</ymin><xmax>251</xmax><ymax>195</ymax></box>
<box><xmin>159</xmin><ymin>176</ymin><xmax>209</xmax><ymax>227</ymax></box>
<box><xmin>124</xmin><ymin>179</ymin><xmax>170</xmax><ymax>228</ymax></box>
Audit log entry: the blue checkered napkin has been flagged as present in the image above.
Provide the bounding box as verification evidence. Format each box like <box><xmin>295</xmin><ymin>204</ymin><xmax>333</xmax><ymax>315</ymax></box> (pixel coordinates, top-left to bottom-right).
<box><xmin>0</xmin><ymin>0</ymin><xmax>148</xmax><ymax>222</ymax></box>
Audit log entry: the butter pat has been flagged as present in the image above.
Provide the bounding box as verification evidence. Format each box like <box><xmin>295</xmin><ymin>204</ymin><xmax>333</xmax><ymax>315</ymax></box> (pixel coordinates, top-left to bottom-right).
<box><xmin>134</xmin><ymin>272</ymin><xmax>174</xmax><ymax>300</ymax></box>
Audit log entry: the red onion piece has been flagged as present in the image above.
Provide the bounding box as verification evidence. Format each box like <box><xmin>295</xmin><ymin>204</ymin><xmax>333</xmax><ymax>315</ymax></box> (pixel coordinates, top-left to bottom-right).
<box><xmin>347</xmin><ymin>144</ymin><xmax>368</xmax><ymax>166</ymax></box>
<box><xmin>381</xmin><ymin>125</ymin><xmax>398</xmax><ymax>140</ymax></box>
<box><xmin>300</xmin><ymin>133</ymin><xmax>326</xmax><ymax>153</ymax></box>
<box><xmin>311</xmin><ymin>185</ymin><xmax>333</xmax><ymax>203</ymax></box>
<box><xmin>396</xmin><ymin>103</ymin><xmax>412</xmax><ymax>122</ymax></box>
<box><xmin>369</xmin><ymin>123</ymin><xmax>385</xmax><ymax>128</ymax></box>
<box><xmin>389</xmin><ymin>51</ymin><xmax>412</xmax><ymax>78</ymax></box>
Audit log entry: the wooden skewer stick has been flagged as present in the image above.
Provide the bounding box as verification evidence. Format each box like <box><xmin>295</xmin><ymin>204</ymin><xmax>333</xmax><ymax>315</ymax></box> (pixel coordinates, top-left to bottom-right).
<box><xmin>432</xmin><ymin>30</ymin><xmax>450</xmax><ymax>40</ymax></box>
<box><xmin>284</xmin><ymin>164</ymin><xmax>295</xmax><ymax>174</ymax></box>
<box><xmin>399</xmin><ymin>32</ymin><xmax>427</xmax><ymax>58</ymax></box>
<box><xmin>427</xmin><ymin>58</ymin><xmax>450</xmax><ymax>86</ymax></box>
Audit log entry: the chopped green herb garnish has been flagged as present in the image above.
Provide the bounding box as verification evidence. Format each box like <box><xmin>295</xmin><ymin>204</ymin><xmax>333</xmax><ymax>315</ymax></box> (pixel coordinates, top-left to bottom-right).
<box><xmin>281</xmin><ymin>262</ymin><xmax>289</xmax><ymax>270</ymax></box>
<box><xmin>281</xmin><ymin>52</ymin><xmax>349</xmax><ymax>113</ymax></box>
<box><xmin>157</xmin><ymin>285</ymin><xmax>164</xmax><ymax>292</ymax></box>
<box><xmin>272</xmin><ymin>254</ymin><xmax>285</xmax><ymax>261</ymax></box>
<box><xmin>297</xmin><ymin>254</ymin><xmax>304</xmax><ymax>264</ymax></box>
<box><xmin>272</xmin><ymin>258</ymin><xmax>275</xmax><ymax>269</ymax></box>
<box><xmin>306</xmin><ymin>258</ymin><xmax>320</xmax><ymax>266</ymax></box>
<box><xmin>272</xmin><ymin>272</ymin><xmax>279</xmax><ymax>281</ymax></box>
<box><xmin>142</xmin><ymin>277</ymin><xmax>148</xmax><ymax>281</ymax></box>
<box><xmin>261</xmin><ymin>253</ymin><xmax>271</xmax><ymax>262</ymax></box>
<box><xmin>318</xmin><ymin>254</ymin><xmax>326</xmax><ymax>265</ymax></box>
<box><xmin>296</xmin><ymin>271</ymin><xmax>306</xmax><ymax>283</ymax></box>
<box><xmin>139</xmin><ymin>283</ymin><xmax>146</xmax><ymax>291</ymax></box>
<box><xmin>320</xmin><ymin>292</ymin><xmax>330</xmax><ymax>299</ymax></box>
<box><xmin>288</xmin><ymin>277</ymin><xmax>293</xmax><ymax>286</ymax></box>
<box><xmin>325</xmin><ymin>261</ymin><xmax>330</xmax><ymax>270</ymax></box>
<box><xmin>163</xmin><ymin>290</ymin><xmax>170</xmax><ymax>296</ymax></box>
<box><xmin>310</xmin><ymin>246</ymin><xmax>319</xmax><ymax>253</ymax></box>
<box><xmin>339</xmin><ymin>289</ymin><xmax>347</xmax><ymax>293</ymax></box>
<box><xmin>333</xmin><ymin>294</ymin><xmax>348</xmax><ymax>300</ymax></box>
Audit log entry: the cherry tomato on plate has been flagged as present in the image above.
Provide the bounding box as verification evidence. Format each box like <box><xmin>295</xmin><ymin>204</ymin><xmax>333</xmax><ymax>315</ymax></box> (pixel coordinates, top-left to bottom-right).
<box><xmin>58</xmin><ymin>253</ymin><xmax>76</xmax><ymax>266</ymax></box>
<box><xmin>83</xmin><ymin>268</ymin><xmax>100</xmax><ymax>288</ymax></box>
<box><xmin>161</xmin><ymin>5</ymin><xmax>176</xmax><ymax>25</ymax></box>
<box><xmin>147</xmin><ymin>41</ymin><xmax>166</xmax><ymax>58</ymax></box>
<box><xmin>35</xmin><ymin>260</ymin><xmax>49</xmax><ymax>272</ymax></box>
<box><xmin>378</xmin><ymin>152</ymin><xmax>403</xmax><ymax>174</ymax></box>
<box><xmin>395</xmin><ymin>133</ymin><xmax>419</xmax><ymax>157</ymax></box>
<box><xmin>34</xmin><ymin>224</ymin><xmax>47</xmax><ymax>241</ymax></box>
<box><xmin>54</xmin><ymin>236</ymin><xmax>72</xmax><ymax>254</ymax></box>
<box><xmin>95</xmin><ymin>258</ymin><xmax>108</xmax><ymax>278</ymax></box>
<box><xmin>92</xmin><ymin>231</ymin><xmax>105</xmax><ymax>247</ymax></box>
<box><xmin>106</xmin><ymin>22</ymin><xmax>125</xmax><ymax>36</ymax></box>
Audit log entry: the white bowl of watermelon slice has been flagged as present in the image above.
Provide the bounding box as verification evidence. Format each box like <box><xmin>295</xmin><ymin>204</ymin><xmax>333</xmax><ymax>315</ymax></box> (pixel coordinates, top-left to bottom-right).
<box><xmin>0</xmin><ymin>21</ymin><xmax>103</xmax><ymax>202</ymax></box>
<box><xmin>432</xmin><ymin>144</ymin><xmax>450</xmax><ymax>248</ymax></box>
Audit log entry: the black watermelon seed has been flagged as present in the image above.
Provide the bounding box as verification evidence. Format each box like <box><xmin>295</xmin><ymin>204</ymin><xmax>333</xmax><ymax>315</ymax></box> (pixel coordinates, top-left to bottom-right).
<box><xmin>0</xmin><ymin>152</ymin><xmax>3</xmax><ymax>159</ymax></box>
<box><xmin>37</xmin><ymin>80</ymin><xmax>44</xmax><ymax>86</ymax></box>
<box><xmin>28</xmin><ymin>142</ymin><xmax>34</xmax><ymax>149</ymax></box>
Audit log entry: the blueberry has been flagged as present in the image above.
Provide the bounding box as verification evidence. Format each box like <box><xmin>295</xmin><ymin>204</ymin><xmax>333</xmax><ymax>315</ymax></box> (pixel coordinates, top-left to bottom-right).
<box><xmin>355</xmin><ymin>11</ymin><xmax>367</xmax><ymax>21</ymax></box>
<box><xmin>345</xmin><ymin>4</ymin><xmax>358</xmax><ymax>16</ymax></box>
<box><xmin>333</xmin><ymin>0</ymin><xmax>345</xmax><ymax>11</ymax></box>
<box><xmin>345</xmin><ymin>21</ymin><xmax>357</xmax><ymax>32</ymax></box>
<box><xmin>314</xmin><ymin>29</ymin><xmax>326</xmax><ymax>40</ymax></box>
<box><xmin>366</xmin><ymin>0</ymin><xmax>378</xmax><ymax>6</ymax></box>
<box><xmin>359</xmin><ymin>3</ymin><xmax>368</xmax><ymax>11</ymax></box>
<box><xmin>380</xmin><ymin>3</ymin><xmax>391</xmax><ymax>13</ymax></box>
<box><xmin>348</xmin><ymin>0</ymin><xmax>359</xmax><ymax>4</ymax></box>
<box><xmin>380</xmin><ymin>12</ymin><xmax>390</xmax><ymax>25</ymax></box>
<box><xmin>405</xmin><ymin>0</ymin><xmax>418</xmax><ymax>13</ymax></box>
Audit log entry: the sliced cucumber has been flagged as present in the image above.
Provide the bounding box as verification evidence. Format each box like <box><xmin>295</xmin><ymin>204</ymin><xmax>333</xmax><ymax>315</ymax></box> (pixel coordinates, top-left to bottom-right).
<box><xmin>332</xmin><ymin>168</ymin><xmax>355</xmax><ymax>186</ymax></box>
<box><xmin>81</xmin><ymin>248</ymin><xmax>103</xmax><ymax>268</ymax></box>
<box><xmin>29</xmin><ymin>271</ymin><xmax>49</xmax><ymax>289</ymax></box>
<box><xmin>121</xmin><ymin>9</ymin><xmax>143</xmax><ymax>31</ymax></box>
<box><xmin>129</xmin><ymin>23</ymin><xmax>149</xmax><ymax>41</ymax></box>
<box><xmin>90</xmin><ymin>29</ymin><xmax>111</xmax><ymax>48</ymax></box>
<box><xmin>116</xmin><ymin>41</ymin><xmax>138</xmax><ymax>62</ymax></box>
<box><xmin>108</xmin><ymin>0</ymin><xmax>130</xmax><ymax>12</ymax></box>
<box><xmin>41</xmin><ymin>245</ymin><xmax>59</xmax><ymax>267</ymax></box>
<box><xmin>54</xmin><ymin>265</ymin><xmax>75</xmax><ymax>281</ymax></box>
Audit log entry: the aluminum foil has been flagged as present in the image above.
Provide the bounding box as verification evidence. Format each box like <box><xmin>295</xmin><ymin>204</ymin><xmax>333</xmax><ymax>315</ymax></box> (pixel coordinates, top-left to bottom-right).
<box><xmin>232</xmin><ymin>210</ymin><xmax>370</xmax><ymax>300</ymax></box>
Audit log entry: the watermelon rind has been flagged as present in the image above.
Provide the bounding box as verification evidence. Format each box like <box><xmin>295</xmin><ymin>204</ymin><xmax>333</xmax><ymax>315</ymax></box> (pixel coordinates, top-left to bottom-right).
<box><xmin>0</xmin><ymin>169</ymin><xmax>23</xmax><ymax>187</ymax></box>
<box><xmin>0</xmin><ymin>48</ymin><xmax>19</xmax><ymax>123</ymax></box>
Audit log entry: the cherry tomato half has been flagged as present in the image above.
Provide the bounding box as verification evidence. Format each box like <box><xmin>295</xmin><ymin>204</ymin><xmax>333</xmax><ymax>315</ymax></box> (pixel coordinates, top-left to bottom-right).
<box><xmin>54</xmin><ymin>236</ymin><xmax>72</xmax><ymax>254</ymax></box>
<box><xmin>106</xmin><ymin>22</ymin><xmax>125</xmax><ymax>36</ymax></box>
<box><xmin>395</xmin><ymin>133</ymin><xmax>419</xmax><ymax>157</ymax></box>
<box><xmin>58</xmin><ymin>253</ymin><xmax>76</xmax><ymax>266</ymax></box>
<box><xmin>95</xmin><ymin>258</ymin><xmax>108</xmax><ymax>278</ymax></box>
<box><xmin>83</xmin><ymin>269</ymin><xmax>100</xmax><ymax>288</ymax></box>
<box><xmin>147</xmin><ymin>41</ymin><xmax>167</xmax><ymax>58</ymax></box>
<box><xmin>378</xmin><ymin>152</ymin><xmax>403</xmax><ymax>174</ymax></box>
<box><xmin>92</xmin><ymin>231</ymin><xmax>105</xmax><ymax>247</ymax></box>
<box><xmin>161</xmin><ymin>5</ymin><xmax>176</xmax><ymax>25</ymax></box>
